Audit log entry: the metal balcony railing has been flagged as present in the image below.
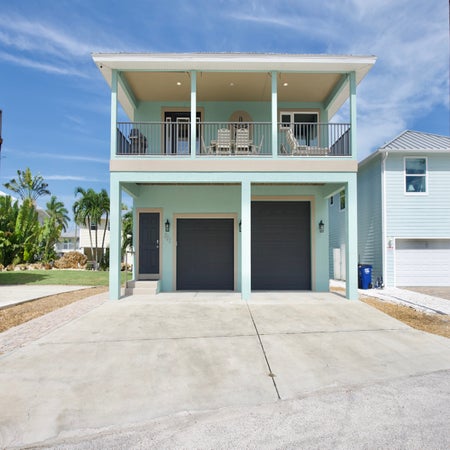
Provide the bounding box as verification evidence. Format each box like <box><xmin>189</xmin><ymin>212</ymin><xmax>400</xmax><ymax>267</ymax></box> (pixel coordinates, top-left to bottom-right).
<box><xmin>116</xmin><ymin>122</ymin><xmax>351</xmax><ymax>157</ymax></box>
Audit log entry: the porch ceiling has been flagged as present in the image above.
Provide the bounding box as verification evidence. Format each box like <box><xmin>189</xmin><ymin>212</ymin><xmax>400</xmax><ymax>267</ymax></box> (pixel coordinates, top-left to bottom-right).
<box><xmin>93</xmin><ymin>53</ymin><xmax>376</xmax><ymax>119</ymax></box>
<box><xmin>123</xmin><ymin>71</ymin><xmax>343</xmax><ymax>103</ymax></box>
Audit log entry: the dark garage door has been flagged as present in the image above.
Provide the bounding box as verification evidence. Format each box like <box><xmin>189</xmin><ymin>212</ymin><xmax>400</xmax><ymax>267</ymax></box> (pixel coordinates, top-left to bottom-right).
<box><xmin>252</xmin><ymin>201</ymin><xmax>311</xmax><ymax>290</ymax></box>
<box><xmin>177</xmin><ymin>219</ymin><xmax>234</xmax><ymax>290</ymax></box>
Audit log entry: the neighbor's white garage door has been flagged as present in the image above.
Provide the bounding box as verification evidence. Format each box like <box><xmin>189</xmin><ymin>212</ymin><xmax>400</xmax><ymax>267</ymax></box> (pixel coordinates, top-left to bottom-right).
<box><xmin>395</xmin><ymin>239</ymin><xmax>450</xmax><ymax>286</ymax></box>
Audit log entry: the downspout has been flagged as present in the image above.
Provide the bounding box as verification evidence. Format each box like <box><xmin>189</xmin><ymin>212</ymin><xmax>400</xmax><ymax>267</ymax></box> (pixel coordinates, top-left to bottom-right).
<box><xmin>381</xmin><ymin>151</ymin><xmax>388</xmax><ymax>285</ymax></box>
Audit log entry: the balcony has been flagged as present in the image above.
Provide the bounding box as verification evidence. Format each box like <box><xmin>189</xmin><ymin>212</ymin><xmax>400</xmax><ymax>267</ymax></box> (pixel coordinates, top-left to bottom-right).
<box><xmin>116</xmin><ymin>122</ymin><xmax>351</xmax><ymax>158</ymax></box>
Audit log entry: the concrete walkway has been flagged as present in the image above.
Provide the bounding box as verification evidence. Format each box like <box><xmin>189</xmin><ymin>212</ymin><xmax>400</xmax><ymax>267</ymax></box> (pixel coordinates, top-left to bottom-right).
<box><xmin>331</xmin><ymin>279</ymin><xmax>450</xmax><ymax>315</ymax></box>
<box><xmin>0</xmin><ymin>291</ymin><xmax>449</xmax><ymax>448</ymax></box>
<box><xmin>0</xmin><ymin>285</ymin><xmax>90</xmax><ymax>309</ymax></box>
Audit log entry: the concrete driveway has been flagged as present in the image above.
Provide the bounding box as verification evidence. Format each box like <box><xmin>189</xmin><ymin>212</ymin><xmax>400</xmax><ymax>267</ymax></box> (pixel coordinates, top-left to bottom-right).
<box><xmin>1</xmin><ymin>291</ymin><xmax>450</xmax><ymax>448</ymax></box>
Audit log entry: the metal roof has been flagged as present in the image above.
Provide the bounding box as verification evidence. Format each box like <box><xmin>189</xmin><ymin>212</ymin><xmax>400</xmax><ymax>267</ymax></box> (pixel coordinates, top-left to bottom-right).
<box><xmin>380</xmin><ymin>130</ymin><xmax>450</xmax><ymax>151</ymax></box>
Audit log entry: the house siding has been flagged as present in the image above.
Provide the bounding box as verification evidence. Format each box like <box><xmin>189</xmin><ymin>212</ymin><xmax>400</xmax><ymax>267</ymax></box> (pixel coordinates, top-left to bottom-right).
<box><xmin>385</xmin><ymin>152</ymin><xmax>450</xmax><ymax>285</ymax></box>
<box><xmin>358</xmin><ymin>155</ymin><xmax>383</xmax><ymax>281</ymax></box>
<box><xmin>328</xmin><ymin>191</ymin><xmax>347</xmax><ymax>279</ymax></box>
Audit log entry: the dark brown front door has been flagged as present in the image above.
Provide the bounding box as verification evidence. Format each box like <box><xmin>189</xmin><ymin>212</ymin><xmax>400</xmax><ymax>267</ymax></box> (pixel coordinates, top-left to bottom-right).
<box><xmin>139</xmin><ymin>212</ymin><xmax>160</xmax><ymax>277</ymax></box>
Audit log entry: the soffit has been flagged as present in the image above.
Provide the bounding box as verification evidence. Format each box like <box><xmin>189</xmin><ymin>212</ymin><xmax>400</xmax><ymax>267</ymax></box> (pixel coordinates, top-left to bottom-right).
<box><xmin>123</xmin><ymin>71</ymin><xmax>342</xmax><ymax>103</ymax></box>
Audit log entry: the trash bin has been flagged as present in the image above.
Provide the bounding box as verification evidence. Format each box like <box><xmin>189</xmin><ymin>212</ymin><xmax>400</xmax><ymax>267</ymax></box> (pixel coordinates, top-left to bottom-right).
<box><xmin>358</xmin><ymin>264</ymin><xmax>372</xmax><ymax>289</ymax></box>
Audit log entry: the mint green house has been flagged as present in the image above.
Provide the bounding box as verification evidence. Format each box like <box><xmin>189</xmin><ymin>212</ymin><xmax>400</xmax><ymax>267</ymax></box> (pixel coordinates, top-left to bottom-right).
<box><xmin>92</xmin><ymin>53</ymin><xmax>376</xmax><ymax>300</ymax></box>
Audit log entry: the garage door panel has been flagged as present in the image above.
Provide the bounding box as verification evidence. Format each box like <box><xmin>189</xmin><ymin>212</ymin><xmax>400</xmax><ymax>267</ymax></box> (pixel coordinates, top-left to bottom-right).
<box><xmin>177</xmin><ymin>219</ymin><xmax>234</xmax><ymax>290</ymax></box>
<box><xmin>396</xmin><ymin>239</ymin><xmax>450</xmax><ymax>286</ymax></box>
<box><xmin>251</xmin><ymin>201</ymin><xmax>311</xmax><ymax>290</ymax></box>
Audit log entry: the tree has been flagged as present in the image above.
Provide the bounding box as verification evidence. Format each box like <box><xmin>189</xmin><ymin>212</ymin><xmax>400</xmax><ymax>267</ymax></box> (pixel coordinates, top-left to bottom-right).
<box><xmin>46</xmin><ymin>195</ymin><xmax>70</xmax><ymax>232</ymax></box>
<box><xmin>0</xmin><ymin>196</ymin><xmax>40</xmax><ymax>266</ymax></box>
<box><xmin>39</xmin><ymin>196</ymin><xmax>70</xmax><ymax>262</ymax></box>
<box><xmin>3</xmin><ymin>168</ymin><xmax>50</xmax><ymax>202</ymax></box>
<box><xmin>121</xmin><ymin>210</ymin><xmax>133</xmax><ymax>258</ymax></box>
<box><xmin>73</xmin><ymin>187</ymin><xmax>110</xmax><ymax>269</ymax></box>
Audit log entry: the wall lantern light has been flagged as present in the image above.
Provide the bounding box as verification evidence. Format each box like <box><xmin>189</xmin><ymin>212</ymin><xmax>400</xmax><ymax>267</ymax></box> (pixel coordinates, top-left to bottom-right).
<box><xmin>165</xmin><ymin>219</ymin><xmax>170</xmax><ymax>232</ymax></box>
<box><xmin>239</xmin><ymin>220</ymin><xmax>242</xmax><ymax>232</ymax></box>
<box><xmin>319</xmin><ymin>220</ymin><xmax>325</xmax><ymax>233</ymax></box>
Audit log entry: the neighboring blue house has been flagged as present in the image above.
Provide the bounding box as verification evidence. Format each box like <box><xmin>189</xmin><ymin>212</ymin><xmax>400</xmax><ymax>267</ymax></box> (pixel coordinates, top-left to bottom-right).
<box><xmin>330</xmin><ymin>130</ymin><xmax>450</xmax><ymax>287</ymax></box>
<box><xmin>92</xmin><ymin>52</ymin><xmax>376</xmax><ymax>300</ymax></box>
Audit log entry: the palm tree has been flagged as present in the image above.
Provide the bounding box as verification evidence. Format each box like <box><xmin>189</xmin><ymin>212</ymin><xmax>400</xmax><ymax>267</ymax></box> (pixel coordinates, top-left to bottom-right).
<box><xmin>73</xmin><ymin>187</ymin><xmax>110</xmax><ymax>268</ymax></box>
<box><xmin>46</xmin><ymin>196</ymin><xmax>70</xmax><ymax>232</ymax></box>
<box><xmin>39</xmin><ymin>196</ymin><xmax>70</xmax><ymax>262</ymax></box>
<box><xmin>3</xmin><ymin>168</ymin><xmax>50</xmax><ymax>202</ymax></box>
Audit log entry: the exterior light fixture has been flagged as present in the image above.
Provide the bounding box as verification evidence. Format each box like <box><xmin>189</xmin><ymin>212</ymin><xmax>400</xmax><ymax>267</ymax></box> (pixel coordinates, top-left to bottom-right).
<box><xmin>176</xmin><ymin>81</ymin><xmax>181</xmax><ymax>86</ymax></box>
<box><xmin>319</xmin><ymin>220</ymin><xmax>325</xmax><ymax>233</ymax></box>
<box><xmin>165</xmin><ymin>219</ymin><xmax>170</xmax><ymax>232</ymax></box>
<box><xmin>283</xmin><ymin>82</ymin><xmax>288</xmax><ymax>87</ymax></box>
<box><xmin>239</xmin><ymin>220</ymin><xmax>242</xmax><ymax>232</ymax></box>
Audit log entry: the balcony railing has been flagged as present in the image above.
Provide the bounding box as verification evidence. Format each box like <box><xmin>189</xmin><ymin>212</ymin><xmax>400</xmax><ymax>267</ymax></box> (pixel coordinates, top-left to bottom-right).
<box><xmin>116</xmin><ymin>122</ymin><xmax>351</xmax><ymax>157</ymax></box>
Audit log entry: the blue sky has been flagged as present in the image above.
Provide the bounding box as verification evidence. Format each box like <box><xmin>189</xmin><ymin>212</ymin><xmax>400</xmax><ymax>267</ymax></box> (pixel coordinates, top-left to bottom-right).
<box><xmin>0</xmin><ymin>0</ymin><xmax>449</xmax><ymax>220</ymax></box>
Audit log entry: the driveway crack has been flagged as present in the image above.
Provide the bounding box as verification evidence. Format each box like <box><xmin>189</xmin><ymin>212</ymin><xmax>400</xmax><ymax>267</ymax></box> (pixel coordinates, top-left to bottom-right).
<box><xmin>246</xmin><ymin>303</ymin><xmax>281</xmax><ymax>400</ymax></box>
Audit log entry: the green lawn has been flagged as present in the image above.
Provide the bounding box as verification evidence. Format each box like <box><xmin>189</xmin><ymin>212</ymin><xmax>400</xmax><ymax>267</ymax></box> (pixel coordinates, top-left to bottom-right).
<box><xmin>0</xmin><ymin>270</ymin><xmax>128</xmax><ymax>286</ymax></box>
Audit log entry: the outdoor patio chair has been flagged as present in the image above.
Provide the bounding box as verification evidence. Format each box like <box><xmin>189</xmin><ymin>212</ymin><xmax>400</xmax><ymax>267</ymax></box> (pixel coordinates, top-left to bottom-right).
<box><xmin>285</xmin><ymin>128</ymin><xmax>329</xmax><ymax>156</ymax></box>
<box><xmin>129</xmin><ymin>128</ymin><xmax>148</xmax><ymax>154</ymax></box>
<box><xmin>216</xmin><ymin>128</ymin><xmax>232</xmax><ymax>155</ymax></box>
<box><xmin>235</xmin><ymin>127</ymin><xmax>250</xmax><ymax>154</ymax></box>
<box><xmin>250</xmin><ymin>135</ymin><xmax>264</xmax><ymax>154</ymax></box>
<box><xmin>200</xmin><ymin>135</ymin><xmax>215</xmax><ymax>154</ymax></box>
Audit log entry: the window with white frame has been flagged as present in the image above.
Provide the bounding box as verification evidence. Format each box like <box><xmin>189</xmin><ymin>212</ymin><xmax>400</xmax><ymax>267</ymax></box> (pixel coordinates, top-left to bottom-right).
<box><xmin>405</xmin><ymin>157</ymin><xmax>427</xmax><ymax>193</ymax></box>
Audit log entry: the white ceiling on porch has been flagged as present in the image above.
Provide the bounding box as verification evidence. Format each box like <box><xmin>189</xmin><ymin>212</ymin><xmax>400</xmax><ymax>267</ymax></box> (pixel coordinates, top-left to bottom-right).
<box><xmin>93</xmin><ymin>52</ymin><xmax>376</xmax><ymax>119</ymax></box>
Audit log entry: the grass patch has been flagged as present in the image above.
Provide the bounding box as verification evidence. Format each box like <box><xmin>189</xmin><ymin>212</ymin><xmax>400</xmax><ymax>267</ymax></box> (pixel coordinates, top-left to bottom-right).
<box><xmin>0</xmin><ymin>270</ymin><xmax>128</xmax><ymax>286</ymax></box>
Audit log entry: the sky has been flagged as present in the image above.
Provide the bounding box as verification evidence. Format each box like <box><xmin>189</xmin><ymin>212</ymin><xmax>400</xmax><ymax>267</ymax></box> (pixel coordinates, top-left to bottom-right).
<box><xmin>0</xmin><ymin>0</ymin><xmax>449</xmax><ymax>222</ymax></box>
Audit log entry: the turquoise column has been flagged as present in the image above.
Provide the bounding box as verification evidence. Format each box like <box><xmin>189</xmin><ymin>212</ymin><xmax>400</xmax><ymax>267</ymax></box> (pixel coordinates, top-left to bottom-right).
<box><xmin>190</xmin><ymin>70</ymin><xmax>197</xmax><ymax>159</ymax></box>
<box><xmin>109</xmin><ymin>176</ymin><xmax>122</xmax><ymax>300</ymax></box>
<box><xmin>241</xmin><ymin>180</ymin><xmax>251</xmax><ymax>300</ymax></box>
<box><xmin>110</xmin><ymin>70</ymin><xmax>118</xmax><ymax>160</ymax></box>
<box><xmin>271</xmin><ymin>71</ymin><xmax>278</xmax><ymax>158</ymax></box>
<box><xmin>345</xmin><ymin>175</ymin><xmax>358</xmax><ymax>300</ymax></box>
<box><xmin>349</xmin><ymin>71</ymin><xmax>357</xmax><ymax>160</ymax></box>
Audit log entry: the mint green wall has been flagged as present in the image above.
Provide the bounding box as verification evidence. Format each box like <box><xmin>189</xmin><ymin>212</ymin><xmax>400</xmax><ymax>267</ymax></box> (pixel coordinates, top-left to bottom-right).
<box><xmin>133</xmin><ymin>183</ymin><xmax>329</xmax><ymax>293</ymax></box>
<box><xmin>135</xmin><ymin>101</ymin><xmax>325</xmax><ymax>122</ymax></box>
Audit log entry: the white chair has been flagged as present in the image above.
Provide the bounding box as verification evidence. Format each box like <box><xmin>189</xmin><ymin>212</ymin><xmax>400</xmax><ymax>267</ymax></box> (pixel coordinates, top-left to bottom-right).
<box><xmin>235</xmin><ymin>127</ymin><xmax>250</xmax><ymax>154</ymax></box>
<box><xmin>216</xmin><ymin>128</ymin><xmax>232</xmax><ymax>155</ymax></box>
<box><xmin>200</xmin><ymin>135</ymin><xmax>215</xmax><ymax>154</ymax></box>
<box><xmin>251</xmin><ymin>135</ymin><xmax>264</xmax><ymax>154</ymax></box>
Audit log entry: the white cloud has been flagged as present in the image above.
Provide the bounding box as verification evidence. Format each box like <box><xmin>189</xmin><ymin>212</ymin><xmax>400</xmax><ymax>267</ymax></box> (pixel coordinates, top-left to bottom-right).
<box><xmin>45</xmin><ymin>175</ymin><xmax>105</xmax><ymax>182</ymax></box>
<box><xmin>6</xmin><ymin>149</ymin><xmax>108</xmax><ymax>164</ymax></box>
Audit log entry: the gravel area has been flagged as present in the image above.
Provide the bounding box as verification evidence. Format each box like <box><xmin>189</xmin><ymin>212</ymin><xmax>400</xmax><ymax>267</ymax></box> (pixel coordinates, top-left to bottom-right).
<box><xmin>0</xmin><ymin>292</ymin><xmax>107</xmax><ymax>355</ymax></box>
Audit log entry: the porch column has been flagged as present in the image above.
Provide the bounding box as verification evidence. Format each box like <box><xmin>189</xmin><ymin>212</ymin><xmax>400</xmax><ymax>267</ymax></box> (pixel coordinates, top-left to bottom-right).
<box><xmin>110</xmin><ymin>70</ymin><xmax>118</xmax><ymax>159</ymax></box>
<box><xmin>345</xmin><ymin>175</ymin><xmax>358</xmax><ymax>300</ymax></box>
<box><xmin>109</xmin><ymin>176</ymin><xmax>122</xmax><ymax>300</ymax></box>
<box><xmin>190</xmin><ymin>70</ymin><xmax>197</xmax><ymax>159</ymax></box>
<box><xmin>271</xmin><ymin>71</ymin><xmax>278</xmax><ymax>158</ymax></box>
<box><xmin>241</xmin><ymin>180</ymin><xmax>251</xmax><ymax>300</ymax></box>
<box><xmin>349</xmin><ymin>71</ymin><xmax>357</xmax><ymax>160</ymax></box>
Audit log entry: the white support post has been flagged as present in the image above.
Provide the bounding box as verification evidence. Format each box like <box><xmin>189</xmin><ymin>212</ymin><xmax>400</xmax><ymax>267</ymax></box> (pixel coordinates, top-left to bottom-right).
<box><xmin>241</xmin><ymin>181</ymin><xmax>251</xmax><ymax>300</ymax></box>
<box><xmin>190</xmin><ymin>70</ymin><xmax>197</xmax><ymax>159</ymax></box>
<box><xmin>349</xmin><ymin>71</ymin><xmax>357</xmax><ymax>160</ymax></box>
<box><xmin>109</xmin><ymin>177</ymin><xmax>122</xmax><ymax>300</ymax></box>
<box><xmin>345</xmin><ymin>175</ymin><xmax>358</xmax><ymax>300</ymax></box>
<box><xmin>110</xmin><ymin>70</ymin><xmax>118</xmax><ymax>160</ymax></box>
<box><xmin>271</xmin><ymin>71</ymin><xmax>278</xmax><ymax>158</ymax></box>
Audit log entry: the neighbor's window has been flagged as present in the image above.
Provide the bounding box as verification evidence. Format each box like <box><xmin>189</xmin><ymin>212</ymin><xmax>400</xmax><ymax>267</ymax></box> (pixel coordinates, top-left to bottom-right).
<box><xmin>405</xmin><ymin>157</ymin><xmax>427</xmax><ymax>193</ymax></box>
<box><xmin>340</xmin><ymin>190</ymin><xmax>346</xmax><ymax>210</ymax></box>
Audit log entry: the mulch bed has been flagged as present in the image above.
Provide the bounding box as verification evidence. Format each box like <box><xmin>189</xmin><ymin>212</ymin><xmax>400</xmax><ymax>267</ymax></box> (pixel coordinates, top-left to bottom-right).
<box><xmin>0</xmin><ymin>286</ymin><xmax>108</xmax><ymax>333</ymax></box>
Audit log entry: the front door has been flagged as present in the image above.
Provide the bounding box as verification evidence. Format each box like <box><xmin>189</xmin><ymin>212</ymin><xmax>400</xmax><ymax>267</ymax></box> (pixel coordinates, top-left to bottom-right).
<box><xmin>139</xmin><ymin>212</ymin><xmax>160</xmax><ymax>279</ymax></box>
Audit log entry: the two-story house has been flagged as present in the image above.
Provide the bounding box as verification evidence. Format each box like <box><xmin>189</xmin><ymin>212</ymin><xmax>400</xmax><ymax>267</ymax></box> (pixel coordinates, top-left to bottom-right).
<box><xmin>92</xmin><ymin>52</ymin><xmax>376</xmax><ymax>300</ymax></box>
<box><xmin>357</xmin><ymin>130</ymin><xmax>450</xmax><ymax>287</ymax></box>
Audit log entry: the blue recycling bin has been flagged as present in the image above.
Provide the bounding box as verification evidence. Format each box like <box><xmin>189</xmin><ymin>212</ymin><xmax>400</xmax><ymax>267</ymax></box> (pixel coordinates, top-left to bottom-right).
<box><xmin>358</xmin><ymin>264</ymin><xmax>372</xmax><ymax>289</ymax></box>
